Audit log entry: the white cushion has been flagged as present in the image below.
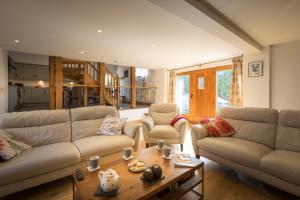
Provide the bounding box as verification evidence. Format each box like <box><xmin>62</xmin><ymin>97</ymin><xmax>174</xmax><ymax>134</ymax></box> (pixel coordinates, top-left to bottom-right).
<box><xmin>73</xmin><ymin>135</ymin><xmax>135</xmax><ymax>161</ymax></box>
<box><xmin>149</xmin><ymin>125</ymin><xmax>180</xmax><ymax>139</ymax></box>
<box><xmin>0</xmin><ymin>130</ymin><xmax>30</xmax><ymax>160</ymax></box>
<box><xmin>97</xmin><ymin>115</ymin><xmax>126</xmax><ymax>136</ymax></box>
<box><xmin>0</xmin><ymin>142</ymin><xmax>80</xmax><ymax>186</ymax></box>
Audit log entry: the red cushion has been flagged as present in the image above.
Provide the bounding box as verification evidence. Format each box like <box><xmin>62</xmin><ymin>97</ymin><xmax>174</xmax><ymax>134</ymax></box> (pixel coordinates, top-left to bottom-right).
<box><xmin>199</xmin><ymin>117</ymin><xmax>235</xmax><ymax>137</ymax></box>
<box><xmin>170</xmin><ymin>115</ymin><xmax>186</xmax><ymax>125</ymax></box>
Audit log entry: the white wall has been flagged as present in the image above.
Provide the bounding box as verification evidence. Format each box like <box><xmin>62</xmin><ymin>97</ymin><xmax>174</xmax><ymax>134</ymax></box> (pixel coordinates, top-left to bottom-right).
<box><xmin>119</xmin><ymin>108</ymin><xmax>148</xmax><ymax>121</ymax></box>
<box><xmin>0</xmin><ymin>49</ymin><xmax>8</xmax><ymax>119</ymax></box>
<box><xmin>150</xmin><ymin>69</ymin><xmax>168</xmax><ymax>103</ymax></box>
<box><xmin>243</xmin><ymin>46</ymin><xmax>270</xmax><ymax>108</ymax></box>
<box><xmin>271</xmin><ymin>40</ymin><xmax>300</xmax><ymax>110</ymax></box>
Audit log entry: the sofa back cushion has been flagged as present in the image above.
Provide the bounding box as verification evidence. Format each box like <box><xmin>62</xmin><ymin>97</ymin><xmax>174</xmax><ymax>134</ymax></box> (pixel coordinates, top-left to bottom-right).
<box><xmin>219</xmin><ymin>107</ymin><xmax>278</xmax><ymax>148</ymax></box>
<box><xmin>149</xmin><ymin>103</ymin><xmax>177</xmax><ymax>125</ymax></box>
<box><xmin>0</xmin><ymin>110</ymin><xmax>71</xmax><ymax>147</ymax></box>
<box><xmin>276</xmin><ymin>110</ymin><xmax>300</xmax><ymax>152</ymax></box>
<box><xmin>70</xmin><ymin>106</ymin><xmax>119</xmax><ymax>141</ymax></box>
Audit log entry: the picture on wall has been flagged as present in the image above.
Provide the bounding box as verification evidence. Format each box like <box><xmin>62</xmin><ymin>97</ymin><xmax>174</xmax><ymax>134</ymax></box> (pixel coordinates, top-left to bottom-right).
<box><xmin>248</xmin><ymin>61</ymin><xmax>263</xmax><ymax>77</ymax></box>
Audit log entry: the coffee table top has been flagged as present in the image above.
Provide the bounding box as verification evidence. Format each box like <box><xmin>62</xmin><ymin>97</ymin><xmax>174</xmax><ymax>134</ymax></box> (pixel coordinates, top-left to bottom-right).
<box><xmin>74</xmin><ymin>147</ymin><xmax>203</xmax><ymax>200</ymax></box>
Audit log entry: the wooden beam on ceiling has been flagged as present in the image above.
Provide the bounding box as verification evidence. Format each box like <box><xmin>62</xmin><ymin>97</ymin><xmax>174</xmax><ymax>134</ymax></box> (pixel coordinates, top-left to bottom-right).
<box><xmin>185</xmin><ymin>0</ymin><xmax>263</xmax><ymax>51</ymax></box>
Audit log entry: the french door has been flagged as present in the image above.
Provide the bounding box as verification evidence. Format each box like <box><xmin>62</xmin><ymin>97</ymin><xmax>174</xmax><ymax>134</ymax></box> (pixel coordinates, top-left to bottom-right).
<box><xmin>176</xmin><ymin>65</ymin><xmax>233</xmax><ymax>122</ymax></box>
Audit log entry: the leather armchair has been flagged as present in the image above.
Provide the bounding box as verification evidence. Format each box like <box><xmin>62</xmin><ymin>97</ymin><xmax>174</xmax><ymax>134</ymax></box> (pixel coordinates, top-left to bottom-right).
<box><xmin>141</xmin><ymin>103</ymin><xmax>187</xmax><ymax>151</ymax></box>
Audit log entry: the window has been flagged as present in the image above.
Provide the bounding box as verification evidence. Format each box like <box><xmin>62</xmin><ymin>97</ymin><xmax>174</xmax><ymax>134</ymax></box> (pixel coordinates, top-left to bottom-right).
<box><xmin>216</xmin><ymin>69</ymin><xmax>233</xmax><ymax>112</ymax></box>
<box><xmin>176</xmin><ymin>75</ymin><xmax>190</xmax><ymax>114</ymax></box>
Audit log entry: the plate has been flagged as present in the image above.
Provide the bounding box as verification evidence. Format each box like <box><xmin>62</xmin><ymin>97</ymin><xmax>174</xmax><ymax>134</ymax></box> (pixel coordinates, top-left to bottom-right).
<box><xmin>128</xmin><ymin>160</ymin><xmax>147</xmax><ymax>172</ymax></box>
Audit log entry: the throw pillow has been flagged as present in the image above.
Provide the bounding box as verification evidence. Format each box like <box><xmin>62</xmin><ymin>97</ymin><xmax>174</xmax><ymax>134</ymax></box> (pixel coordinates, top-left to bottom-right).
<box><xmin>96</xmin><ymin>115</ymin><xmax>127</xmax><ymax>136</ymax></box>
<box><xmin>170</xmin><ymin>115</ymin><xmax>186</xmax><ymax>126</ymax></box>
<box><xmin>199</xmin><ymin>117</ymin><xmax>235</xmax><ymax>137</ymax></box>
<box><xmin>0</xmin><ymin>130</ymin><xmax>31</xmax><ymax>160</ymax></box>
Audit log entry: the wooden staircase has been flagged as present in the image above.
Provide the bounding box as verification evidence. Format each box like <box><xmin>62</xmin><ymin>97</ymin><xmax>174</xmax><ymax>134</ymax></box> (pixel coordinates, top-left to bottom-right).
<box><xmin>60</xmin><ymin>59</ymin><xmax>120</xmax><ymax>108</ymax></box>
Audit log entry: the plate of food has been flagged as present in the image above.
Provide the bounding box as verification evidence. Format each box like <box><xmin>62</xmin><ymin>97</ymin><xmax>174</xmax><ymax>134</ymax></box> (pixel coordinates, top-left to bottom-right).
<box><xmin>128</xmin><ymin>159</ymin><xmax>147</xmax><ymax>172</ymax></box>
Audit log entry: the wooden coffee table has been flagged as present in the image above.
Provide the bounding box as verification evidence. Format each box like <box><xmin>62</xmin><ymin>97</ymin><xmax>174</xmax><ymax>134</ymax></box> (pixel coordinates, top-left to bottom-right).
<box><xmin>73</xmin><ymin>147</ymin><xmax>204</xmax><ymax>200</ymax></box>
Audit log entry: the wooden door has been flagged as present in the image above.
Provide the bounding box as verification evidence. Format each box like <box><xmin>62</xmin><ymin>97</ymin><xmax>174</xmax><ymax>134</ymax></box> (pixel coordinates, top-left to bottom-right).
<box><xmin>190</xmin><ymin>69</ymin><xmax>216</xmax><ymax>122</ymax></box>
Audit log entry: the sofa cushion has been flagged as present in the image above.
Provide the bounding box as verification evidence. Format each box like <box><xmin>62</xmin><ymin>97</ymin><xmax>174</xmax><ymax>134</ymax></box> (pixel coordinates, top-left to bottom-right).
<box><xmin>70</xmin><ymin>106</ymin><xmax>119</xmax><ymax>141</ymax></box>
<box><xmin>276</xmin><ymin>110</ymin><xmax>300</xmax><ymax>153</ymax></box>
<box><xmin>0</xmin><ymin>110</ymin><xmax>71</xmax><ymax>147</ymax></box>
<box><xmin>149</xmin><ymin>125</ymin><xmax>180</xmax><ymax>139</ymax></box>
<box><xmin>261</xmin><ymin>150</ymin><xmax>300</xmax><ymax>186</ymax></box>
<box><xmin>0</xmin><ymin>130</ymin><xmax>31</xmax><ymax>160</ymax></box>
<box><xmin>198</xmin><ymin>137</ymin><xmax>272</xmax><ymax>169</ymax></box>
<box><xmin>219</xmin><ymin>107</ymin><xmax>278</xmax><ymax>148</ymax></box>
<box><xmin>151</xmin><ymin>112</ymin><xmax>176</xmax><ymax>125</ymax></box>
<box><xmin>73</xmin><ymin>135</ymin><xmax>135</xmax><ymax>161</ymax></box>
<box><xmin>149</xmin><ymin>103</ymin><xmax>177</xmax><ymax>125</ymax></box>
<box><xmin>0</xmin><ymin>142</ymin><xmax>80</xmax><ymax>186</ymax></box>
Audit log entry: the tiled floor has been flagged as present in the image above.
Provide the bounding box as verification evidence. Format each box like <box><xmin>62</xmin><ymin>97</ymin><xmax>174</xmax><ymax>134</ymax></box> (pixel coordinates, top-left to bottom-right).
<box><xmin>2</xmin><ymin>127</ymin><xmax>299</xmax><ymax>200</ymax></box>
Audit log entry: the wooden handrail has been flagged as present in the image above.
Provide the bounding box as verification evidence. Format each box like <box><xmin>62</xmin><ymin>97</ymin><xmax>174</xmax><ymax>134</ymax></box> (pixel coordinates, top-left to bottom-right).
<box><xmin>105</xmin><ymin>85</ymin><xmax>157</xmax><ymax>89</ymax></box>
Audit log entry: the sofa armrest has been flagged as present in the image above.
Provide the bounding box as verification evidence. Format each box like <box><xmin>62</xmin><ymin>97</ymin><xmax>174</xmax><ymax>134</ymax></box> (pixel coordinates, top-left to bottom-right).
<box><xmin>174</xmin><ymin>118</ymin><xmax>188</xmax><ymax>132</ymax></box>
<box><xmin>191</xmin><ymin>124</ymin><xmax>208</xmax><ymax>156</ymax></box>
<box><xmin>123</xmin><ymin>121</ymin><xmax>141</xmax><ymax>151</ymax></box>
<box><xmin>141</xmin><ymin>116</ymin><xmax>154</xmax><ymax>130</ymax></box>
<box><xmin>174</xmin><ymin>119</ymin><xmax>188</xmax><ymax>144</ymax></box>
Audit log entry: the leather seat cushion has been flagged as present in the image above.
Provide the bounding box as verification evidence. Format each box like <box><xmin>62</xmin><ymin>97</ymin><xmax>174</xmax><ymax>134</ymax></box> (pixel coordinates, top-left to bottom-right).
<box><xmin>73</xmin><ymin>135</ymin><xmax>135</xmax><ymax>161</ymax></box>
<box><xmin>198</xmin><ymin>137</ymin><xmax>272</xmax><ymax>169</ymax></box>
<box><xmin>149</xmin><ymin>125</ymin><xmax>180</xmax><ymax>139</ymax></box>
<box><xmin>0</xmin><ymin>142</ymin><xmax>80</xmax><ymax>186</ymax></box>
<box><xmin>261</xmin><ymin>150</ymin><xmax>300</xmax><ymax>186</ymax></box>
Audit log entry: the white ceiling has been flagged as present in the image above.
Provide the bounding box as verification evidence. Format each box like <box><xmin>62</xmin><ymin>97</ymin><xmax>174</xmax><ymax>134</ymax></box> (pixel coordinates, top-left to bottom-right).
<box><xmin>0</xmin><ymin>0</ymin><xmax>242</xmax><ymax>69</ymax></box>
<box><xmin>207</xmin><ymin>0</ymin><xmax>300</xmax><ymax>46</ymax></box>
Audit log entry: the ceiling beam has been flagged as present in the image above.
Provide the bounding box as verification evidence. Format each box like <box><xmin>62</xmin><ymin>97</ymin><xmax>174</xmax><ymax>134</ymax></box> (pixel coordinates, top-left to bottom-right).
<box><xmin>148</xmin><ymin>0</ymin><xmax>262</xmax><ymax>53</ymax></box>
<box><xmin>185</xmin><ymin>0</ymin><xmax>262</xmax><ymax>51</ymax></box>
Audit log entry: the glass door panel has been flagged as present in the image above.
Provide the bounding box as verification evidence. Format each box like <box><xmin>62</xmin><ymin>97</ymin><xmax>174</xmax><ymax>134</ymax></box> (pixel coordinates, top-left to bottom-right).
<box><xmin>216</xmin><ymin>69</ymin><xmax>233</xmax><ymax>112</ymax></box>
<box><xmin>176</xmin><ymin>75</ymin><xmax>190</xmax><ymax>114</ymax></box>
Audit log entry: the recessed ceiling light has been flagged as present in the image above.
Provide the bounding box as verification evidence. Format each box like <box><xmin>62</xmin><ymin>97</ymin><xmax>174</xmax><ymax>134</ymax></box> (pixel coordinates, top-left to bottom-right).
<box><xmin>80</xmin><ymin>51</ymin><xmax>84</xmax><ymax>54</ymax></box>
<box><xmin>97</xmin><ymin>29</ymin><xmax>102</xmax><ymax>33</ymax></box>
<box><xmin>152</xmin><ymin>44</ymin><xmax>156</xmax><ymax>48</ymax></box>
<box><xmin>14</xmin><ymin>39</ymin><xmax>20</xmax><ymax>43</ymax></box>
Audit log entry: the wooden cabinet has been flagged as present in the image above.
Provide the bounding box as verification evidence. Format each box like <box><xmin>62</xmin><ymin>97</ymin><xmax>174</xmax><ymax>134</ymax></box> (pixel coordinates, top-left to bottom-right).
<box><xmin>8</xmin><ymin>63</ymin><xmax>24</xmax><ymax>79</ymax></box>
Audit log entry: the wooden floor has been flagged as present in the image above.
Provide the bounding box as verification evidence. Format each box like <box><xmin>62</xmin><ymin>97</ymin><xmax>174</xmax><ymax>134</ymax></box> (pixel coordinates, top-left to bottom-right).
<box><xmin>2</xmin><ymin>130</ymin><xmax>299</xmax><ymax>200</ymax></box>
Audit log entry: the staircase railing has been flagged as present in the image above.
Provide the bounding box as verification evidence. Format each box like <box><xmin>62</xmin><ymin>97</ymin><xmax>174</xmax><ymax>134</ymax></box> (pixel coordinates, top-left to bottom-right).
<box><xmin>105</xmin><ymin>68</ymin><xmax>120</xmax><ymax>108</ymax></box>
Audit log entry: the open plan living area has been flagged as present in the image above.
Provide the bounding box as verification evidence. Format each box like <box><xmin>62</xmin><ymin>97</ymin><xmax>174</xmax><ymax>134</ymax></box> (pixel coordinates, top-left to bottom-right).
<box><xmin>0</xmin><ymin>0</ymin><xmax>300</xmax><ymax>200</ymax></box>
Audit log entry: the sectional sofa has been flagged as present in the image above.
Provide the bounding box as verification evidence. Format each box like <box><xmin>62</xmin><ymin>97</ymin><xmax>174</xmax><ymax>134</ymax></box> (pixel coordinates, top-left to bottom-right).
<box><xmin>0</xmin><ymin>106</ymin><xmax>141</xmax><ymax>197</ymax></box>
<box><xmin>191</xmin><ymin>107</ymin><xmax>300</xmax><ymax>197</ymax></box>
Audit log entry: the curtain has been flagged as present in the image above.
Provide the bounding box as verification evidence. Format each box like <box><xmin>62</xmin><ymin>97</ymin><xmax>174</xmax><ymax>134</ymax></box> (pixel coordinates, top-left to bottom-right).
<box><xmin>168</xmin><ymin>70</ymin><xmax>176</xmax><ymax>103</ymax></box>
<box><xmin>230</xmin><ymin>57</ymin><xmax>243</xmax><ymax>106</ymax></box>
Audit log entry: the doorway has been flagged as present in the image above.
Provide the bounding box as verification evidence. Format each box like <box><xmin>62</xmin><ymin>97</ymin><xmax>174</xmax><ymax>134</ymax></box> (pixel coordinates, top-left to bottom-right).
<box><xmin>176</xmin><ymin>65</ymin><xmax>233</xmax><ymax>122</ymax></box>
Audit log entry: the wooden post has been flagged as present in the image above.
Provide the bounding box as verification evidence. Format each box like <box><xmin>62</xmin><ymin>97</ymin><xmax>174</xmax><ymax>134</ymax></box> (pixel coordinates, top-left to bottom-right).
<box><xmin>49</xmin><ymin>56</ymin><xmax>56</xmax><ymax>109</ymax></box>
<box><xmin>83</xmin><ymin>62</ymin><xmax>88</xmax><ymax>107</ymax></box>
<box><xmin>98</xmin><ymin>62</ymin><xmax>106</xmax><ymax>105</ymax></box>
<box><xmin>55</xmin><ymin>57</ymin><xmax>63</xmax><ymax>109</ymax></box>
<box><xmin>116</xmin><ymin>75</ymin><xmax>120</xmax><ymax>110</ymax></box>
<box><xmin>131</xmin><ymin>67</ymin><xmax>136</xmax><ymax>108</ymax></box>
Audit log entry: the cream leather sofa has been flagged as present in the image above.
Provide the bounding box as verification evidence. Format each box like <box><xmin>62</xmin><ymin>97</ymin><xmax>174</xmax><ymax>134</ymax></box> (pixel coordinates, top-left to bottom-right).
<box><xmin>141</xmin><ymin>103</ymin><xmax>187</xmax><ymax>151</ymax></box>
<box><xmin>191</xmin><ymin>107</ymin><xmax>300</xmax><ymax>197</ymax></box>
<box><xmin>0</xmin><ymin>106</ymin><xmax>141</xmax><ymax>197</ymax></box>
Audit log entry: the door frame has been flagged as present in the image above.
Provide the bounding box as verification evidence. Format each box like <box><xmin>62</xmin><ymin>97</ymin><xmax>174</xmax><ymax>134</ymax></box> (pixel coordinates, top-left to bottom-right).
<box><xmin>175</xmin><ymin>65</ymin><xmax>233</xmax><ymax>122</ymax></box>
<box><xmin>175</xmin><ymin>72</ymin><xmax>192</xmax><ymax>121</ymax></box>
